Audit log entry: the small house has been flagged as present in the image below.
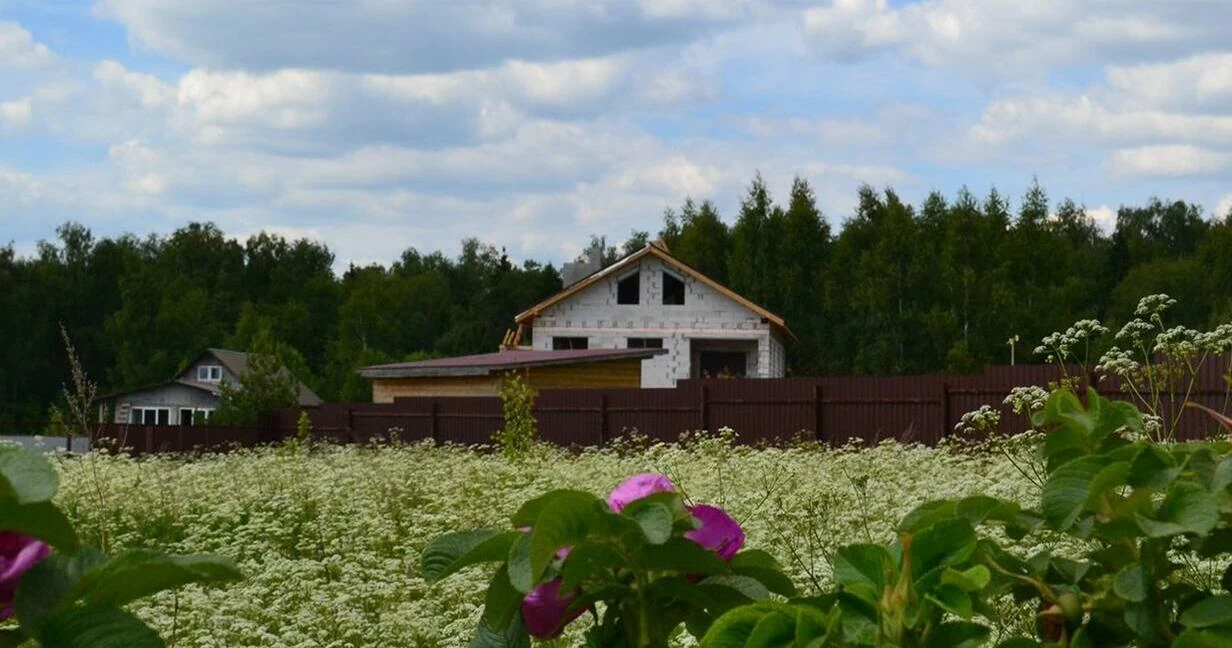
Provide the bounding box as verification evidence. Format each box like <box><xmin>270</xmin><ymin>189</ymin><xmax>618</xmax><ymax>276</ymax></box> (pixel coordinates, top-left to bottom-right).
<box><xmin>99</xmin><ymin>348</ymin><xmax>322</xmax><ymax>424</ymax></box>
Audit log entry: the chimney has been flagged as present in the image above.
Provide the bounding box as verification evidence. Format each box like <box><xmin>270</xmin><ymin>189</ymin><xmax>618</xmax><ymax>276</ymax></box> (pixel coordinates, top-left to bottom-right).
<box><xmin>561</xmin><ymin>240</ymin><xmax>605</xmax><ymax>288</ymax></box>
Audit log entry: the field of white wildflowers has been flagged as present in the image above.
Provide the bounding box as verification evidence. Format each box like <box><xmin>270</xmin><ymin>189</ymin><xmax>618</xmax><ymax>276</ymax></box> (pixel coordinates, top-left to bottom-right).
<box><xmin>52</xmin><ymin>435</ymin><xmax>1045</xmax><ymax>647</ymax></box>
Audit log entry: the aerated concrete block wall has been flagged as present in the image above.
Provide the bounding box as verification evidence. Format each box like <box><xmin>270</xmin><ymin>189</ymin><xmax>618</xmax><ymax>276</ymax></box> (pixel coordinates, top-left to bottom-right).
<box><xmin>532</xmin><ymin>256</ymin><xmax>787</xmax><ymax>388</ymax></box>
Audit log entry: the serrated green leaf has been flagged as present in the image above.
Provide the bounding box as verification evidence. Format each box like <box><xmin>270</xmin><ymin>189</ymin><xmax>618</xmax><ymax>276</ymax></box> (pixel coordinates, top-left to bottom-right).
<box><xmin>1042</xmin><ymin>456</ymin><xmax>1106</xmax><ymax>530</ymax></box>
<box><xmin>528</xmin><ymin>491</ymin><xmax>605</xmax><ymax>585</ymax></box>
<box><xmin>0</xmin><ymin>499</ymin><xmax>79</xmax><ymax>553</ymax></box>
<box><xmin>912</xmin><ymin>518</ymin><xmax>977</xmax><ymax>578</ymax></box>
<box><xmin>636</xmin><ymin>536</ymin><xmax>730</xmax><ymax>575</ymax></box>
<box><xmin>927</xmin><ymin>584</ymin><xmax>974</xmax><ymax>619</ymax></box>
<box><xmin>559</xmin><ymin>542</ymin><xmax>623</xmax><ymax>592</ymax></box>
<box><xmin>14</xmin><ymin>548</ymin><xmax>106</xmax><ymax>635</ymax></box>
<box><xmin>470</xmin><ymin>610</ymin><xmax>530</xmax><ymax>648</ymax></box>
<box><xmin>625</xmin><ymin>501</ymin><xmax>672</xmax><ymax>544</ymax></box>
<box><xmin>1137</xmin><ymin>481</ymin><xmax>1219</xmax><ymax>538</ymax></box>
<box><xmin>701</xmin><ymin>602</ymin><xmax>786</xmax><ymax>647</ymax></box>
<box><xmin>39</xmin><ymin>606</ymin><xmax>164</xmax><ymax>648</ymax></box>
<box><xmin>899</xmin><ymin>500</ymin><xmax>957</xmax><ymax>533</ymax></box>
<box><xmin>421</xmin><ymin>530</ymin><xmax>517</xmax><ymax>584</ymax></box>
<box><xmin>480</xmin><ymin>565</ymin><xmax>521</xmax><ymax>632</ymax></box>
<box><xmin>1174</xmin><ymin>627</ymin><xmax>1232</xmax><ymax>648</ymax></box>
<box><xmin>746</xmin><ymin>609</ymin><xmax>796</xmax><ymax>646</ymax></box>
<box><xmin>924</xmin><ymin>621</ymin><xmax>989</xmax><ymax>648</ymax></box>
<box><xmin>734</xmin><ymin>565</ymin><xmax>797</xmax><ymax>598</ymax></box>
<box><xmin>834</xmin><ymin>544</ymin><xmax>894</xmax><ymax>604</ymax></box>
<box><xmin>1114</xmin><ymin>562</ymin><xmax>1149</xmax><ymax>603</ymax></box>
<box><xmin>506</xmin><ymin>533</ymin><xmax>534</xmax><ymax>594</ymax></box>
<box><xmin>730</xmin><ymin>549</ymin><xmax>782</xmax><ymax>571</ymax></box>
<box><xmin>70</xmin><ymin>550</ymin><xmax>241</xmax><ymax>610</ymax></box>
<box><xmin>1182</xmin><ymin>595</ymin><xmax>1232</xmax><ymax>629</ymax></box>
<box><xmin>701</xmin><ymin>574</ymin><xmax>772</xmax><ymax>606</ymax></box>
<box><xmin>0</xmin><ymin>445</ymin><xmax>58</xmax><ymax>504</ymax></box>
<box><xmin>941</xmin><ymin>565</ymin><xmax>991</xmax><ymax>592</ymax></box>
<box><xmin>0</xmin><ymin>629</ymin><xmax>24</xmax><ymax>648</ymax></box>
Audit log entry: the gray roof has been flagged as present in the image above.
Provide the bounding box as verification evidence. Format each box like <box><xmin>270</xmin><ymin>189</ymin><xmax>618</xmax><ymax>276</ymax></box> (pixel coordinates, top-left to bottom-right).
<box><xmin>204</xmin><ymin>348</ymin><xmax>323</xmax><ymax>406</ymax></box>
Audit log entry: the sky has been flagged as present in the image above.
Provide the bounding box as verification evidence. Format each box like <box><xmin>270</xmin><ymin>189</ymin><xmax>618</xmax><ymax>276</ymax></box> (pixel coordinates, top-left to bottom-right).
<box><xmin>3</xmin><ymin>0</ymin><xmax>1232</xmax><ymax>270</ymax></box>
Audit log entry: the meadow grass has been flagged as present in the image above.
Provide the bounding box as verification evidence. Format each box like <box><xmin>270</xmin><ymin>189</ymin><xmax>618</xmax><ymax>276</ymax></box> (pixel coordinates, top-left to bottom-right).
<box><xmin>53</xmin><ymin>435</ymin><xmax>1043</xmax><ymax>647</ymax></box>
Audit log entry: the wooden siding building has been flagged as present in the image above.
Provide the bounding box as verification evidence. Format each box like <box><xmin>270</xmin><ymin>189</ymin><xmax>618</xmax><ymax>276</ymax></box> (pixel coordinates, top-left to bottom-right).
<box><xmin>359</xmin><ymin>348</ymin><xmax>666</xmax><ymax>402</ymax></box>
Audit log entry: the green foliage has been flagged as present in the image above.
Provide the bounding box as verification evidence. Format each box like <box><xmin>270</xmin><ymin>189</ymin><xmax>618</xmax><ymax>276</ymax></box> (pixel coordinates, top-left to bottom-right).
<box><xmin>494</xmin><ymin>372</ymin><xmax>538</xmax><ymax>457</ymax></box>
<box><xmin>1</xmin><ymin>446</ymin><xmax>241</xmax><ymax>646</ymax></box>
<box><xmin>704</xmin><ymin>389</ymin><xmax>1232</xmax><ymax>647</ymax></box>
<box><xmin>424</xmin><ymin>484</ymin><xmax>790</xmax><ymax>646</ymax></box>
<box><xmin>211</xmin><ymin>332</ymin><xmax>300</xmax><ymax>426</ymax></box>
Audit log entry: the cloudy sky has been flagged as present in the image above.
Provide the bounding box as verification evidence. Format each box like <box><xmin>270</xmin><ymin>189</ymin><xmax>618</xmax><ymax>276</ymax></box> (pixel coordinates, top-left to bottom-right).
<box><xmin>3</xmin><ymin>0</ymin><xmax>1232</xmax><ymax>268</ymax></box>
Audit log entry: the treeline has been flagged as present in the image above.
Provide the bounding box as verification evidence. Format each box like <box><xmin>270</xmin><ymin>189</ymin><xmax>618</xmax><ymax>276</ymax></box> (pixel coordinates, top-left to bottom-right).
<box><xmin>2</xmin><ymin>175</ymin><xmax>1231</xmax><ymax>425</ymax></box>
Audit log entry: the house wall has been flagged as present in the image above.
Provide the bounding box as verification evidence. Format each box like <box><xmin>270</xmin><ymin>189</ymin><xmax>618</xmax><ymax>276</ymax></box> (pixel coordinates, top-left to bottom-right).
<box><xmin>181</xmin><ymin>354</ymin><xmax>239</xmax><ymax>386</ymax></box>
<box><xmin>371</xmin><ymin>359</ymin><xmax>645</xmax><ymax>402</ymax></box>
<box><xmin>112</xmin><ymin>384</ymin><xmax>219</xmax><ymax>424</ymax></box>
<box><xmin>531</xmin><ymin>256</ymin><xmax>785</xmax><ymax>387</ymax></box>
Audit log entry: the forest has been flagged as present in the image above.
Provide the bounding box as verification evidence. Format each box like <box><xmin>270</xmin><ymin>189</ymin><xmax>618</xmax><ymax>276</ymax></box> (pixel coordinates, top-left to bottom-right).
<box><xmin>3</xmin><ymin>175</ymin><xmax>1231</xmax><ymax>426</ymax></box>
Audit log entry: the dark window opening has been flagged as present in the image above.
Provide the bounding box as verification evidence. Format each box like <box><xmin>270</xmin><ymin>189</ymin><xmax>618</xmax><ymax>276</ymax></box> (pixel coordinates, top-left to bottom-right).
<box><xmin>617</xmin><ymin>273</ymin><xmax>640</xmax><ymax>304</ymax></box>
<box><xmin>698</xmin><ymin>351</ymin><xmax>747</xmax><ymax>379</ymax></box>
<box><xmin>180</xmin><ymin>408</ymin><xmax>194</xmax><ymax>426</ymax></box>
<box><xmin>553</xmin><ymin>337</ymin><xmax>589</xmax><ymax>350</ymax></box>
<box><xmin>627</xmin><ymin>338</ymin><xmax>664</xmax><ymax>349</ymax></box>
<box><xmin>662</xmin><ymin>272</ymin><xmax>685</xmax><ymax>305</ymax></box>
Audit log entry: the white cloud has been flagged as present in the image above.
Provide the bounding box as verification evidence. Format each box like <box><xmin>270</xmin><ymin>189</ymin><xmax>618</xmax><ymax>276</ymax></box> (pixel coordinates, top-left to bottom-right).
<box><xmin>1109</xmin><ymin>145</ymin><xmax>1231</xmax><ymax>177</ymax></box>
<box><xmin>0</xmin><ymin>22</ymin><xmax>52</xmax><ymax>68</ymax></box>
<box><xmin>800</xmin><ymin>0</ymin><xmax>1213</xmax><ymax>76</ymax></box>
<box><xmin>1106</xmin><ymin>53</ymin><xmax>1232</xmax><ymax>110</ymax></box>
<box><xmin>0</xmin><ymin>97</ymin><xmax>32</xmax><ymax>128</ymax></box>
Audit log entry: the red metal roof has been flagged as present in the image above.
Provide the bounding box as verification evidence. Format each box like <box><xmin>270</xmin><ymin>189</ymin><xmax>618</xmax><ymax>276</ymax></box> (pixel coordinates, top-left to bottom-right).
<box><xmin>358</xmin><ymin>348</ymin><xmax>667</xmax><ymax>378</ymax></box>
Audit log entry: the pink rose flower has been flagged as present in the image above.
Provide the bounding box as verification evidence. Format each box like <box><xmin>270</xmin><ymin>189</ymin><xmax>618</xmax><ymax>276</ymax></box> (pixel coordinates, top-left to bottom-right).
<box><xmin>0</xmin><ymin>532</ymin><xmax>50</xmax><ymax>620</ymax></box>
<box><xmin>607</xmin><ymin>473</ymin><xmax>675</xmax><ymax>513</ymax></box>
<box><xmin>685</xmin><ymin>505</ymin><xmax>744</xmax><ymax>561</ymax></box>
<box><xmin>522</xmin><ymin>578</ymin><xmax>584</xmax><ymax>639</ymax></box>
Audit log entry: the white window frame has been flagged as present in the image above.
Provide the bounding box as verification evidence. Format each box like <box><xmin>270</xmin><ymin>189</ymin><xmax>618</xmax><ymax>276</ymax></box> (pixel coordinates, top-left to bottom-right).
<box><xmin>178</xmin><ymin>408</ymin><xmax>214</xmax><ymax>426</ymax></box>
<box><xmin>130</xmin><ymin>407</ymin><xmax>170</xmax><ymax>425</ymax></box>
<box><xmin>197</xmin><ymin>365</ymin><xmax>223</xmax><ymax>382</ymax></box>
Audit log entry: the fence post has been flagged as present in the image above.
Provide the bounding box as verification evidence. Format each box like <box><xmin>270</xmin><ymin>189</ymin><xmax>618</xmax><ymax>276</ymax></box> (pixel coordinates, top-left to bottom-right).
<box><xmin>598</xmin><ymin>394</ymin><xmax>608</xmax><ymax>446</ymax></box>
<box><xmin>345</xmin><ymin>407</ymin><xmax>355</xmax><ymax>443</ymax></box>
<box><xmin>813</xmin><ymin>384</ymin><xmax>823</xmax><ymax>443</ymax></box>
<box><xmin>699</xmin><ymin>384</ymin><xmax>710</xmax><ymax>432</ymax></box>
<box><xmin>939</xmin><ymin>381</ymin><xmax>951</xmax><ymax>441</ymax></box>
<box><xmin>430</xmin><ymin>402</ymin><xmax>439</xmax><ymax>445</ymax></box>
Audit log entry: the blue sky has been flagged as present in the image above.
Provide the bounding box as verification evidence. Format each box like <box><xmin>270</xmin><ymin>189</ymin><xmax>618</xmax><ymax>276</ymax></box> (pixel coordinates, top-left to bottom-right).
<box><xmin>4</xmin><ymin>0</ymin><xmax>1232</xmax><ymax>269</ymax></box>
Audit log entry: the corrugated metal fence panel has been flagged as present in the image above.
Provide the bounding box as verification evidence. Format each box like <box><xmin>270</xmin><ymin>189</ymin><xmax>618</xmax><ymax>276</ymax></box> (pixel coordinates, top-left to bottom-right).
<box><xmin>536</xmin><ymin>391</ymin><xmax>602</xmax><ymax>447</ymax></box>
<box><xmin>604</xmin><ymin>387</ymin><xmax>699</xmax><ymax>443</ymax></box>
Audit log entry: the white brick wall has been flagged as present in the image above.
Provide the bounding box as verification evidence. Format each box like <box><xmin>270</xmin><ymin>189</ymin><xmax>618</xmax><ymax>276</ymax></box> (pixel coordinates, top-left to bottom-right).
<box><xmin>531</xmin><ymin>256</ymin><xmax>787</xmax><ymax>387</ymax></box>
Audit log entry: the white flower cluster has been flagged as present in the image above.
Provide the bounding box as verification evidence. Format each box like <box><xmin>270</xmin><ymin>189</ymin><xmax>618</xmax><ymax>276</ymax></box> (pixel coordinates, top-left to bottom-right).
<box><xmin>1152</xmin><ymin>325</ymin><xmax>1200</xmax><ymax>357</ymax></box>
<box><xmin>1134</xmin><ymin>293</ymin><xmax>1176</xmax><ymax>318</ymax></box>
<box><xmin>953</xmin><ymin>405</ymin><xmax>1002</xmax><ymax>437</ymax></box>
<box><xmin>53</xmin><ymin>438</ymin><xmax>1048</xmax><ymax>646</ymax></box>
<box><xmin>1196</xmin><ymin>324</ymin><xmax>1232</xmax><ymax>355</ymax></box>
<box><xmin>1096</xmin><ymin>347</ymin><xmax>1141</xmax><ymax>380</ymax></box>
<box><xmin>1033</xmin><ymin>319</ymin><xmax>1109</xmax><ymax>361</ymax></box>
<box><xmin>1003</xmin><ymin>386</ymin><xmax>1049</xmax><ymax>415</ymax></box>
<box><xmin>1114</xmin><ymin>319</ymin><xmax>1156</xmax><ymax>346</ymax></box>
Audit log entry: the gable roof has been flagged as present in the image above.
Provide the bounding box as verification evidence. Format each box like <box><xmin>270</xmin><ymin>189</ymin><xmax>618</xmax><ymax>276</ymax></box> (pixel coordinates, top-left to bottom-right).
<box><xmin>359</xmin><ymin>348</ymin><xmax>667</xmax><ymax>378</ymax></box>
<box><xmin>515</xmin><ymin>242</ymin><xmax>797</xmax><ymax>341</ymax></box>
<box><xmin>195</xmin><ymin>348</ymin><xmax>323</xmax><ymax>406</ymax></box>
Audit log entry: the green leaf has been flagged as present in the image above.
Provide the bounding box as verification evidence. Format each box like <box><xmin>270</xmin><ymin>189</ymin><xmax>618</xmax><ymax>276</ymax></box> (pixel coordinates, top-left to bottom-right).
<box><xmin>625</xmin><ymin>501</ymin><xmax>673</xmax><ymax>545</ymax></box>
<box><xmin>924</xmin><ymin>621</ymin><xmax>990</xmax><ymax>648</ymax></box>
<box><xmin>833</xmin><ymin>544</ymin><xmax>895</xmax><ymax>604</ymax></box>
<box><xmin>1114</xmin><ymin>562</ymin><xmax>1149</xmax><ymax>603</ymax></box>
<box><xmin>0</xmin><ymin>499</ymin><xmax>80</xmax><ymax>553</ymax></box>
<box><xmin>730</xmin><ymin>550</ymin><xmax>783</xmax><ymax>571</ymax></box>
<box><xmin>510</xmin><ymin>489</ymin><xmax>592</xmax><ymax>527</ymax></box>
<box><xmin>700</xmin><ymin>575</ymin><xmax>771</xmax><ymax>603</ymax></box>
<box><xmin>506</xmin><ymin>533</ymin><xmax>534</xmax><ymax>594</ymax></box>
<box><xmin>635</xmin><ymin>537</ymin><xmax>730</xmax><ymax>576</ymax></box>
<box><xmin>0</xmin><ymin>445</ymin><xmax>58</xmax><ymax>504</ymax></box>
<box><xmin>1182</xmin><ymin>595</ymin><xmax>1232</xmax><ymax>629</ymax></box>
<box><xmin>995</xmin><ymin>640</ymin><xmax>1043</xmax><ymax>648</ymax></box>
<box><xmin>559</xmin><ymin>542</ymin><xmax>624</xmax><ymax>592</ymax></box>
<box><xmin>14</xmin><ymin>548</ymin><xmax>106</xmax><ymax>635</ymax></box>
<box><xmin>1042</xmin><ymin>456</ymin><xmax>1106</xmax><ymax>530</ymax></box>
<box><xmin>927</xmin><ymin>584</ymin><xmax>974</xmax><ymax>619</ymax></box>
<box><xmin>701</xmin><ymin>602</ymin><xmax>787</xmax><ymax>647</ymax></box>
<box><xmin>470</xmin><ymin>610</ymin><xmax>530</xmax><ymax>648</ymax></box>
<box><xmin>899</xmin><ymin>501</ymin><xmax>957</xmax><ymax>533</ymax></box>
<box><xmin>481</xmin><ymin>565</ymin><xmax>522</xmax><ymax>632</ymax></box>
<box><xmin>528</xmin><ymin>491</ymin><xmax>605</xmax><ymax>585</ymax></box>
<box><xmin>1128</xmin><ymin>444</ymin><xmax>1179</xmax><ymax>489</ymax></box>
<box><xmin>421</xmin><ymin>530</ymin><xmax>518</xmax><ymax>584</ymax></box>
<box><xmin>1174</xmin><ymin>627</ymin><xmax>1232</xmax><ymax>648</ymax></box>
<box><xmin>941</xmin><ymin>565</ymin><xmax>991</xmax><ymax>592</ymax></box>
<box><xmin>912</xmin><ymin>518</ymin><xmax>977</xmax><ymax>578</ymax></box>
<box><xmin>745</xmin><ymin>609</ymin><xmax>796</xmax><ymax>646</ymax></box>
<box><xmin>70</xmin><ymin>550</ymin><xmax>241</xmax><ymax>610</ymax></box>
<box><xmin>1222</xmin><ymin>563</ymin><xmax>1232</xmax><ymax>594</ymax></box>
<box><xmin>39</xmin><ymin>606</ymin><xmax>164</xmax><ymax>648</ymax></box>
<box><xmin>733</xmin><ymin>565</ymin><xmax>797</xmax><ymax>598</ymax></box>
<box><xmin>1137</xmin><ymin>482</ymin><xmax>1219</xmax><ymax>538</ymax></box>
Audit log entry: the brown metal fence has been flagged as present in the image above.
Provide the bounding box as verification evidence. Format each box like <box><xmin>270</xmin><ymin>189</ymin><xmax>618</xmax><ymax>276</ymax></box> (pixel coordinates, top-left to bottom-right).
<box><xmin>82</xmin><ymin>360</ymin><xmax>1231</xmax><ymax>455</ymax></box>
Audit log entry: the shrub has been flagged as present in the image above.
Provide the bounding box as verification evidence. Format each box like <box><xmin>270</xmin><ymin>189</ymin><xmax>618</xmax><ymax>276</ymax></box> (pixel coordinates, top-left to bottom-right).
<box><xmin>495</xmin><ymin>371</ymin><xmax>538</xmax><ymax>457</ymax></box>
